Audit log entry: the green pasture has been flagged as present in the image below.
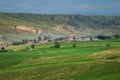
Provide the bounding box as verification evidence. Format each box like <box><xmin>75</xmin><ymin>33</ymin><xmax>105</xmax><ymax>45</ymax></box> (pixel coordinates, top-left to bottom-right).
<box><xmin>0</xmin><ymin>41</ymin><xmax>120</xmax><ymax>80</ymax></box>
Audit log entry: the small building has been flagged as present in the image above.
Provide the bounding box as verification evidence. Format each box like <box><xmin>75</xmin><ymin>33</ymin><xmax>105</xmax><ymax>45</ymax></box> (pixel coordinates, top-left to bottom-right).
<box><xmin>66</xmin><ymin>38</ymin><xmax>74</xmax><ymax>42</ymax></box>
<box><xmin>92</xmin><ymin>38</ymin><xmax>98</xmax><ymax>41</ymax></box>
<box><xmin>39</xmin><ymin>40</ymin><xmax>48</xmax><ymax>44</ymax></box>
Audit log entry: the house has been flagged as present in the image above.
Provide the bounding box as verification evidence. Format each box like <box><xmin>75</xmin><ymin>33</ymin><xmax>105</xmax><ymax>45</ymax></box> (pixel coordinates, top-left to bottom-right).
<box><xmin>92</xmin><ymin>38</ymin><xmax>98</xmax><ymax>41</ymax></box>
<box><xmin>78</xmin><ymin>38</ymin><xmax>84</xmax><ymax>41</ymax></box>
<box><xmin>83</xmin><ymin>38</ymin><xmax>91</xmax><ymax>41</ymax></box>
<box><xmin>66</xmin><ymin>38</ymin><xmax>74</xmax><ymax>42</ymax></box>
<box><xmin>39</xmin><ymin>40</ymin><xmax>48</xmax><ymax>44</ymax></box>
<box><xmin>78</xmin><ymin>38</ymin><xmax>90</xmax><ymax>41</ymax></box>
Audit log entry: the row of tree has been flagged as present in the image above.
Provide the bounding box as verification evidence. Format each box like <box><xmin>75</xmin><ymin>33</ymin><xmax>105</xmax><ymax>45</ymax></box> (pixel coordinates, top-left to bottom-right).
<box><xmin>96</xmin><ymin>34</ymin><xmax>120</xmax><ymax>40</ymax></box>
<box><xmin>12</xmin><ymin>39</ymin><xmax>28</xmax><ymax>45</ymax></box>
<box><xmin>12</xmin><ymin>34</ymin><xmax>120</xmax><ymax>46</ymax></box>
<box><xmin>12</xmin><ymin>36</ymin><xmax>50</xmax><ymax>45</ymax></box>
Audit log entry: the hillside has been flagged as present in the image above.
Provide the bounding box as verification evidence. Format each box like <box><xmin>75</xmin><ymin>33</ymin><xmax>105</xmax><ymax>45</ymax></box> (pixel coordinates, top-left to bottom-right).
<box><xmin>0</xmin><ymin>12</ymin><xmax>120</xmax><ymax>44</ymax></box>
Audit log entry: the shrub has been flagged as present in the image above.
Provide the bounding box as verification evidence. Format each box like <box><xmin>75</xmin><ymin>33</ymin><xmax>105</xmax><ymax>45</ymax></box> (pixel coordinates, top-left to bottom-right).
<box><xmin>1</xmin><ymin>47</ymin><xmax>5</xmax><ymax>50</ymax></box>
<box><xmin>31</xmin><ymin>44</ymin><xmax>35</xmax><ymax>49</ymax></box>
<box><xmin>106</xmin><ymin>44</ymin><xmax>110</xmax><ymax>47</ymax></box>
<box><xmin>26</xmin><ymin>47</ymin><xmax>30</xmax><ymax>49</ymax></box>
<box><xmin>54</xmin><ymin>43</ymin><xmax>60</xmax><ymax>48</ymax></box>
<box><xmin>26</xmin><ymin>47</ymin><xmax>31</xmax><ymax>51</ymax></box>
<box><xmin>96</xmin><ymin>35</ymin><xmax>111</xmax><ymax>40</ymax></box>
<box><xmin>50</xmin><ymin>46</ymin><xmax>54</xmax><ymax>48</ymax></box>
<box><xmin>72</xmin><ymin>44</ymin><xmax>76</xmax><ymax>48</ymax></box>
<box><xmin>0</xmin><ymin>47</ymin><xmax>8</xmax><ymax>52</ymax></box>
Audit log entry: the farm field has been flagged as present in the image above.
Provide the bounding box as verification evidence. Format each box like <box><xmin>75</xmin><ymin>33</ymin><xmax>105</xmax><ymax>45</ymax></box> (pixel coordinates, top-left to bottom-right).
<box><xmin>0</xmin><ymin>41</ymin><xmax>120</xmax><ymax>80</ymax></box>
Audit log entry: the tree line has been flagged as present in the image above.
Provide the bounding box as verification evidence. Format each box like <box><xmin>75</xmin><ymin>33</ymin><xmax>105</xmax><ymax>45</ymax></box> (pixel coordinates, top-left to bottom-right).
<box><xmin>96</xmin><ymin>34</ymin><xmax>120</xmax><ymax>40</ymax></box>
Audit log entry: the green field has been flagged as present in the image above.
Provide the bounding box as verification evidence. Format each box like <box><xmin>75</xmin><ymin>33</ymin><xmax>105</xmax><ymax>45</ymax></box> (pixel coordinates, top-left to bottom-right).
<box><xmin>0</xmin><ymin>41</ymin><xmax>120</xmax><ymax>80</ymax></box>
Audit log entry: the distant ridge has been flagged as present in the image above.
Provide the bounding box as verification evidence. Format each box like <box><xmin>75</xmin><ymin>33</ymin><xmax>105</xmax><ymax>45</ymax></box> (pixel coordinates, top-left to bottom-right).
<box><xmin>0</xmin><ymin>12</ymin><xmax>120</xmax><ymax>44</ymax></box>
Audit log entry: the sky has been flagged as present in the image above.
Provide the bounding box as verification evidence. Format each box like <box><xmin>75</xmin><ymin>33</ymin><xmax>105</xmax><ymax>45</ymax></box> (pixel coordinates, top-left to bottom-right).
<box><xmin>0</xmin><ymin>0</ymin><xmax>120</xmax><ymax>15</ymax></box>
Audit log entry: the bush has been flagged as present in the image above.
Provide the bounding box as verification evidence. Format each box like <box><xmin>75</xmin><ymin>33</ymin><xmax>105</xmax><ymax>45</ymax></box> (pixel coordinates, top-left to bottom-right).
<box><xmin>72</xmin><ymin>44</ymin><xmax>76</xmax><ymax>48</ymax></box>
<box><xmin>31</xmin><ymin>44</ymin><xmax>35</xmax><ymax>49</ymax></box>
<box><xmin>1</xmin><ymin>47</ymin><xmax>5</xmax><ymax>50</ymax></box>
<box><xmin>26</xmin><ymin>47</ymin><xmax>31</xmax><ymax>51</ymax></box>
<box><xmin>54</xmin><ymin>43</ymin><xmax>60</xmax><ymax>48</ymax></box>
<box><xmin>0</xmin><ymin>47</ymin><xmax>8</xmax><ymax>52</ymax></box>
<box><xmin>96</xmin><ymin>35</ymin><xmax>111</xmax><ymax>40</ymax></box>
<box><xmin>50</xmin><ymin>46</ymin><xmax>54</xmax><ymax>48</ymax></box>
<box><xmin>26</xmin><ymin>47</ymin><xmax>30</xmax><ymax>49</ymax></box>
<box><xmin>106</xmin><ymin>44</ymin><xmax>110</xmax><ymax>47</ymax></box>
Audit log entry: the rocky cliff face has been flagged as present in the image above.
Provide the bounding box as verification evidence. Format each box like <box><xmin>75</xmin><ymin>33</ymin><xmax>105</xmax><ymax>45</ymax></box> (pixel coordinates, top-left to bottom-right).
<box><xmin>15</xmin><ymin>26</ymin><xmax>42</xmax><ymax>34</ymax></box>
<box><xmin>54</xmin><ymin>26</ymin><xmax>64</xmax><ymax>31</ymax></box>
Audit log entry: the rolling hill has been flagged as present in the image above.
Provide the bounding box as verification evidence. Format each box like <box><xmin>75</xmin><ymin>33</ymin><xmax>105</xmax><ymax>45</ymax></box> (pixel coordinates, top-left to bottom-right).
<box><xmin>0</xmin><ymin>41</ymin><xmax>120</xmax><ymax>80</ymax></box>
<box><xmin>0</xmin><ymin>12</ymin><xmax>120</xmax><ymax>45</ymax></box>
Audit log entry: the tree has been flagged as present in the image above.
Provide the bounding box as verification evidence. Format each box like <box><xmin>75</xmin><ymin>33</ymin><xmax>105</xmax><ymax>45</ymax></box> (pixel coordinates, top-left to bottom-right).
<box><xmin>38</xmin><ymin>36</ymin><xmax>42</xmax><ymax>41</ymax></box>
<box><xmin>26</xmin><ymin>47</ymin><xmax>30</xmax><ymax>50</ymax></box>
<box><xmin>90</xmin><ymin>38</ymin><xmax>93</xmax><ymax>41</ymax></box>
<box><xmin>33</xmin><ymin>39</ymin><xmax>37</xmax><ymax>43</ymax></box>
<box><xmin>48</xmin><ymin>39</ymin><xmax>52</xmax><ymax>42</ymax></box>
<box><xmin>1</xmin><ymin>47</ymin><xmax>5</xmax><ymax>50</ymax></box>
<box><xmin>60</xmin><ymin>37</ymin><xmax>64</xmax><ymax>41</ymax></box>
<box><xmin>106</xmin><ymin>44</ymin><xmax>110</xmax><ymax>47</ymax></box>
<box><xmin>12</xmin><ymin>42</ymin><xmax>22</xmax><ymax>45</ymax></box>
<box><xmin>0</xmin><ymin>47</ymin><xmax>8</xmax><ymax>52</ymax></box>
<box><xmin>43</xmin><ymin>36</ymin><xmax>49</xmax><ymax>40</ymax></box>
<box><xmin>96</xmin><ymin>35</ymin><xmax>106</xmax><ymax>40</ymax></box>
<box><xmin>31</xmin><ymin>44</ymin><xmax>35</xmax><ymax>49</ymax></box>
<box><xmin>72</xmin><ymin>44</ymin><xmax>76</xmax><ymax>48</ymax></box>
<box><xmin>113</xmin><ymin>34</ymin><xmax>120</xmax><ymax>38</ymax></box>
<box><xmin>23</xmin><ymin>39</ymin><xmax>28</xmax><ymax>44</ymax></box>
<box><xmin>96</xmin><ymin>35</ymin><xmax>111</xmax><ymax>40</ymax></box>
<box><xmin>25</xmin><ymin>47</ymin><xmax>30</xmax><ymax>51</ymax></box>
<box><xmin>54</xmin><ymin>43</ymin><xmax>60</xmax><ymax>48</ymax></box>
<box><xmin>73</xmin><ymin>36</ymin><xmax>76</xmax><ymax>40</ymax></box>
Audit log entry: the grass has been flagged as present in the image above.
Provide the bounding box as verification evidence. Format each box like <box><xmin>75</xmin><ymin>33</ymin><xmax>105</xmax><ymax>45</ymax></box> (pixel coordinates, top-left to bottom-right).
<box><xmin>0</xmin><ymin>41</ymin><xmax>120</xmax><ymax>80</ymax></box>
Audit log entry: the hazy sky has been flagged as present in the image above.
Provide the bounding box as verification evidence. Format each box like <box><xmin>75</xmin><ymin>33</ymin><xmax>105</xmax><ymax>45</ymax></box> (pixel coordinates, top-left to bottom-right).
<box><xmin>0</xmin><ymin>0</ymin><xmax>120</xmax><ymax>15</ymax></box>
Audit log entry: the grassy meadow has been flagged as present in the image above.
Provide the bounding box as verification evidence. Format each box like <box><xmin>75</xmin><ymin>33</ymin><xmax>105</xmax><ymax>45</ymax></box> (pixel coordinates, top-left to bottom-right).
<box><xmin>0</xmin><ymin>40</ymin><xmax>120</xmax><ymax>80</ymax></box>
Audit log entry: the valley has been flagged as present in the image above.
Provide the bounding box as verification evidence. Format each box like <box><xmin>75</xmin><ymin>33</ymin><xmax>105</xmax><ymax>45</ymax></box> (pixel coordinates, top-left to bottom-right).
<box><xmin>0</xmin><ymin>12</ymin><xmax>120</xmax><ymax>45</ymax></box>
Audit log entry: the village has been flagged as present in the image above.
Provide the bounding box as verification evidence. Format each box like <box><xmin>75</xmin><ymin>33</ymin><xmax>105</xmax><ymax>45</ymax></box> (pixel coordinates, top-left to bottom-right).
<box><xmin>1</xmin><ymin>32</ymin><xmax>119</xmax><ymax>50</ymax></box>
<box><xmin>38</xmin><ymin>37</ymin><xmax>98</xmax><ymax>44</ymax></box>
<box><xmin>0</xmin><ymin>36</ymin><xmax>98</xmax><ymax>50</ymax></box>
